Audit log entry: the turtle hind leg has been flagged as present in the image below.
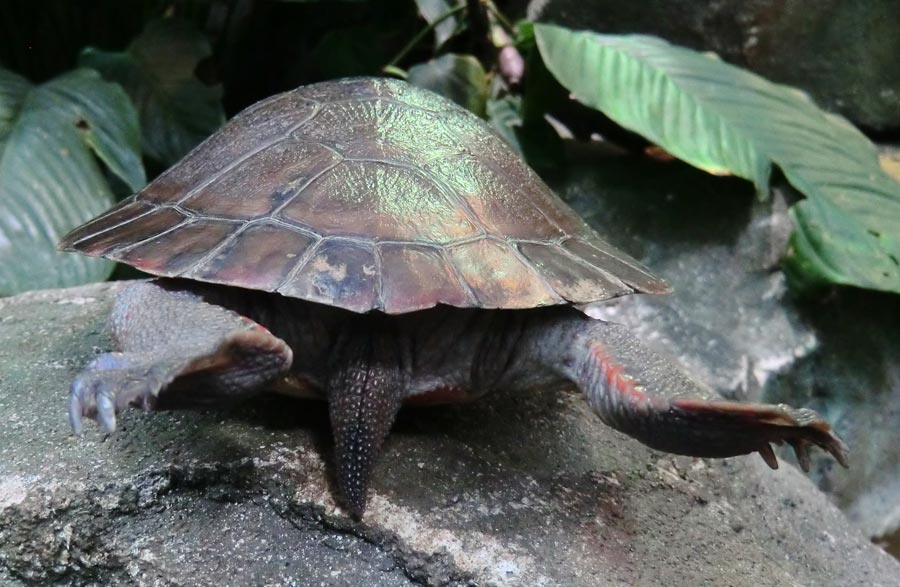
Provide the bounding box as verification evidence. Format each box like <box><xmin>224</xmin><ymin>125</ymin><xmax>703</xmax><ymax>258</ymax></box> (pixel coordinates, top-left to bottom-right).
<box><xmin>527</xmin><ymin>311</ymin><xmax>848</xmax><ymax>470</ymax></box>
<box><xmin>69</xmin><ymin>280</ymin><xmax>293</xmax><ymax>434</ymax></box>
<box><xmin>326</xmin><ymin>325</ymin><xmax>407</xmax><ymax>518</ymax></box>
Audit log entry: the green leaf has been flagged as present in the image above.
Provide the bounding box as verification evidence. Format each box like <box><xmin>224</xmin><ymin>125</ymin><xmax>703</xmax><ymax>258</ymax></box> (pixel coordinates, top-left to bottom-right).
<box><xmin>535</xmin><ymin>24</ymin><xmax>900</xmax><ymax>294</ymax></box>
<box><xmin>487</xmin><ymin>95</ymin><xmax>524</xmax><ymax>149</ymax></box>
<box><xmin>80</xmin><ymin>18</ymin><xmax>225</xmax><ymax>166</ymax></box>
<box><xmin>0</xmin><ymin>67</ymin><xmax>144</xmax><ymax>295</ymax></box>
<box><xmin>414</xmin><ymin>0</ymin><xmax>463</xmax><ymax>48</ymax></box>
<box><xmin>408</xmin><ymin>54</ymin><xmax>488</xmax><ymax>117</ymax></box>
<box><xmin>513</xmin><ymin>19</ymin><xmax>535</xmax><ymax>52</ymax></box>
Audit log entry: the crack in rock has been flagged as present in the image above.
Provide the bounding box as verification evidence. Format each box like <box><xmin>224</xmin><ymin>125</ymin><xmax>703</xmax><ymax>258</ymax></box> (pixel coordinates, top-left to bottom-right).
<box><xmin>273</xmin><ymin>502</ymin><xmax>480</xmax><ymax>587</ymax></box>
<box><xmin>0</xmin><ymin>459</ymin><xmax>478</xmax><ymax>587</ymax></box>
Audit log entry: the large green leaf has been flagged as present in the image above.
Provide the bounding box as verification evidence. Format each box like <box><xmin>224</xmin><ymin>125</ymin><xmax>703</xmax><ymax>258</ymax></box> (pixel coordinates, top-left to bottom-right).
<box><xmin>80</xmin><ymin>18</ymin><xmax>224</xmax><ymax>166</ymax></box>
<box><xmin>0</xmin><ymin>68</ymin><xmax>144</xmax><ymax>295</ymax></box>
<box><xmin>408</xmin><ymin>54</ymin><xmax>488</xmax><ymax>116</ymax></box>
<box><xmin>535</xmin><ymin>24</ymin><xmax>900</xmax><ymax>294</ymax></box>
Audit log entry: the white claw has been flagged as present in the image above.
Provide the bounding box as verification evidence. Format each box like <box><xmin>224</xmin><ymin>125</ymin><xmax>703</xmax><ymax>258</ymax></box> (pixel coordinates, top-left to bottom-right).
<box><xmin>68</xmin><ymin>392</ymin><xmax>84</xmax><ymax>436</ymax></box>
<box><xmin>97</xmin><ymin>393</ymin><xmax>117</xmax><ymax>433</ymax></box>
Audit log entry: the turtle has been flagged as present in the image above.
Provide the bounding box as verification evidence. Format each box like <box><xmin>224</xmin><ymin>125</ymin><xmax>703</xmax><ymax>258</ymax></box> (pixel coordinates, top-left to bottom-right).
<box><xmin>59</xmin><ymin>77</ymin><xmax>848</xmax><ymax>517</ymax></box>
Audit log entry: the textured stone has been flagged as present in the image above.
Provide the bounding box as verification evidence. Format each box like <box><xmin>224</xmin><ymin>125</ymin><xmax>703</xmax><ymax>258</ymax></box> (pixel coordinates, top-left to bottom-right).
<box><xmin>0</xmin><ymin>281</ymin><xmax>898</xmax><ymax>586</ymax></box>
<box><xmin>529</xmin><ymin>0</ymin><xmax>900</xmax><ymax>131</ymax></box>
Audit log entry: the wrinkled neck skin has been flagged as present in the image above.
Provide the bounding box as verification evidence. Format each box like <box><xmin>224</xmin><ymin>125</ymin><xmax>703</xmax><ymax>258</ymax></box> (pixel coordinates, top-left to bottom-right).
<box><xmin>192</xmin><ymin>281</ymin><xmax>578</xmax><ymax>402</ymax></box>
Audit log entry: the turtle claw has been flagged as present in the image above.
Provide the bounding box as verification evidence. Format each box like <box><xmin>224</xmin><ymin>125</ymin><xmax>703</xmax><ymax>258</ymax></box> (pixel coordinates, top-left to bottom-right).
<box><xmin>768</xmin><ymin>405</ymin><xmax>849</xmax><ymax>471</ymax></box>
<box><xmin>757</xmin><ymin>443</ymin><xmax>779</xmax><ymax>470</ymax></box>
<box><xmin>68</xmin><ymin>391</ymin><xmax>85</xmax><ymax>436</ymax></box>
<box><xmin>68</xmin><ymin>352</ymin><xmax>166</xmax><ymax>435</ymax></box>
<box><xmin>791</xmin><ymin>439</ymin><xmax>812</xmax><ymax>472</ymax></box>
<box><xmin>96</xmin><ymin>392</ymin><xmax>117</xmax><ymax>434</ymax></box>
<box><xmin>814</xmin><ymin>428</ymin><xmax>850</xmax><ymax>469</ymax></box>
<box><xmin>753</xmin><ymin>407</ymin><xmax>850</xmax><ymax>472</ymax></box>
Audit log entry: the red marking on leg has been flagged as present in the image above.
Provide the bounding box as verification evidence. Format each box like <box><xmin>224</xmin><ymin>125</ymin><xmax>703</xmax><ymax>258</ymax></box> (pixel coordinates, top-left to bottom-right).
<box><xmin>602</xmin><ymin>358</ymin><xmax>624</xmax><ymax>387</ymax></box>
<box><xmin>405</xmin><ymin>386</ymin><xmax>472</xmax><ymax>406</ymax></box>
<box><xmin>590</xmin><ymin>341</ymin><xmax>650</xmax><ymax>407</ymax></box>
<box><xmin>239</xmin><ymin>315</ymin><xmax>271</xmax><ymax>335</ymax></box>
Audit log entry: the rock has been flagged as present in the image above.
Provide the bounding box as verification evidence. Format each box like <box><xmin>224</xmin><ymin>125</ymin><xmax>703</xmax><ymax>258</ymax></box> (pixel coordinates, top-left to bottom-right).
<box><xmin>1</xmin><ymin>283</ymin><xmax>899</xmax><ymax>586</ymax></box>
<box><xmin>528</xmin><ymin>0</ymin><xmax>900</xmax><ymax>131</ymax></box>
<box><xmin>0</xmin><ymin>568</ymin><xmax>21</xmax><ymax>587</ymax></box>
<box><xmin>555</xmin><ymin>143</ymin><xmax>900</xmax><ymax>547</ymax></box>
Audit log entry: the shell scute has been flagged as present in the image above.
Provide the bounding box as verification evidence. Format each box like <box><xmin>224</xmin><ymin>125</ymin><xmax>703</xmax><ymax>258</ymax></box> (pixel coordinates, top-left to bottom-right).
<box><xmin>59</xmin><ymin>197</ymin><xmax>154</xmax><ymax>253</ymax></box>
<box><xmin>447</xmin><ymin>238</ymin><xmax>559</xmax><ymax>308</ymax></box>
<box><xmin>517</xmin><ymin>242</ymin><xmax>626</xmax><ymax>303</ymax></box>
<box><xmin>180</xmin><ymin>139</ymin><xmax>341</xmax><ymax>219</ymax></box>
<box><xmin>563</xmin><ymin>238</ymin><xmax>671</xmax><ymax>295</ymax></box>
<box><xmin>119</xmin><ymin>219</ymin><xmax>239</xmax><ymax>276</ymax></box>
<box><xmin>278</xmin><ymin>240</ymin><xmax>378</xmax><ymax>313</ymax></box>
<box><xmin>143</xmin><ymin>92</ymin><xmax>319</xmax><ymax>204</ymax></box>
<box><xmin>66</xmin><ymin>206</ymin><xmax>185</xmax><ymax>256</ymax></box>
<box><xmin>295</xmin><ymin>99</ymin><xmax>461</xmax><ymax>165</ymax></box>
<box><xmin>428</xmin><ymin>154</ymin><xmax>566</xmax><ymax>240</ymax></box>
<box><xmin>278</xmin><ymin>160</ymin><xmax>478</xmax><ymax>244</ymax></box>
<box><xmin>188</xmin><ymin>221</ymin><xmax>316</xmax><ymax>291</ymax></box>
<box><xmin>379</xmin><ymin>244</ymin><xmax>470</xmax><ymax>313</ymax></box>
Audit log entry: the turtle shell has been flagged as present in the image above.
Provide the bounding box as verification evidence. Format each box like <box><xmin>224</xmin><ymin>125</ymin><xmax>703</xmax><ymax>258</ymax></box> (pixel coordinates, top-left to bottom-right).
<box><xmin>60</xmin><ymin>77</ymin><xmax>669</xmax><ymax>314</ymax></box>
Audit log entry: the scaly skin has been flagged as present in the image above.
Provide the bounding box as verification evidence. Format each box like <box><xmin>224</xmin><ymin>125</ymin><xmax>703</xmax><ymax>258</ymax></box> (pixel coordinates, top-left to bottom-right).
<box><xmin>69</xmin><ymin>280</ymin><xmax>848</xmax><ymax>516</ymax></box>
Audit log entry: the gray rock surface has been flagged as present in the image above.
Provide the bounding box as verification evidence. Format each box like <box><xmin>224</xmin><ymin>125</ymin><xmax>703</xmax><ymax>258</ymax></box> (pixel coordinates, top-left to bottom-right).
<box><xmin>1</xmin><ymin>282</ymin><xmax>899</xmax><ymax>586</ymax></box>
<box><xmin>554</xmin><ymin>144</ymin><xmax>900</xmax><ymax>547</ymax></box>
<box><xmin>528</xmin><ymin>0</ymin><xmax>900</xmax><ymax>131</ymax></box>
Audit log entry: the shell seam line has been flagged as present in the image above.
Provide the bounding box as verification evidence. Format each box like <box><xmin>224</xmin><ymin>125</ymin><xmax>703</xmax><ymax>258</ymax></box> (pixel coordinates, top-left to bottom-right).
<box><xmin>274</xmin><ymin>238</ymin><xmax>323</xmax><ymax>293</ymax></box>
<box><xmin>172</xmin><ymin>103</ymin><xmax>322</xmax><ymax>207</ymax></box>
<box><xmin>66</xmin><ymin>197</ymin><xmax>150</xmax><ymax>247</ymax></box>
<box><xmin>438</xmin><ymin>247</ymin><xmax>479</xmax><ymax>307</ymax></box>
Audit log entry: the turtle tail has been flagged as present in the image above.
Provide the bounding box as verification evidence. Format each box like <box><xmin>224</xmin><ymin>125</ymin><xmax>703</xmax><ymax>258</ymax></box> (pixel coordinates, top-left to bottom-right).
<box><xmin>326</xmin><ymin>324</ymin><xmax>407</xmax><ymax>517</ymax></box>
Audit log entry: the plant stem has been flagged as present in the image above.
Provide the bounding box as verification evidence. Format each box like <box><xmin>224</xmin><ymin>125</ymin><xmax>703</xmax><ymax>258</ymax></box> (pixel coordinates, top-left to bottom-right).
<box><xmin>385</xmin><ymin>3</ymin><xmax>467</xmax><ymax>68</ymax></box>
<box><xmin>484</xmin><ymin>0</ymin><xmax>514</xmax><ymax>34</ymax></box>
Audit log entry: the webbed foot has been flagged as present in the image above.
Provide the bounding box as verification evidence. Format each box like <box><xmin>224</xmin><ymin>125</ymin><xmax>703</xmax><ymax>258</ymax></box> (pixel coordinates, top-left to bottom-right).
<box><xmin>670</xmin><ymin>399</ymin><xmax>849</xmax><ymax>471</ymax></box>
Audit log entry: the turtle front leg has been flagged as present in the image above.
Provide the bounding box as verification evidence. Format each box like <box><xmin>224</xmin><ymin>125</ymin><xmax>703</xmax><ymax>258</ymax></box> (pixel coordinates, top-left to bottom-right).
<box><xmin>519</xmin><ymin>310</ymin><xmax>848</xmax><ymax>470</ymax></box>
<box><xmin>69</xmin><ymin>280</ymin><xmax>292</xmax><ymax>434</ymax></box>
